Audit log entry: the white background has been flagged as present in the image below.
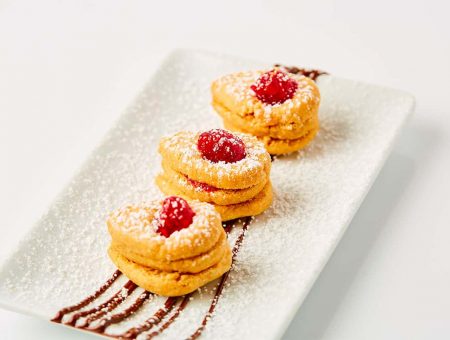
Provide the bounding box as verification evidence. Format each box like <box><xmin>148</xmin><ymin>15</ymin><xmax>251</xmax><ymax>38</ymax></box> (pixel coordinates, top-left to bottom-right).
<box><xmin>0</xmin><ymin>0</ymin><xmax>449</xmax><ymax>339</ymax></box>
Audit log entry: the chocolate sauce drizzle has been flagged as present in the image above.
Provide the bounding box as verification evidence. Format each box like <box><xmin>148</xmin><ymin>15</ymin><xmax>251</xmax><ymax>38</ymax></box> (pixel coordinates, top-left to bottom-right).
<box><xmin>146</xmin><ymin>294</ymin><xmax>192</xmax><ymax>339</ymax></box>
<box><xmin>90</xmin><ymin>291</ymin><xmax>152</xmax><ymax>333</ymax></box>
<box><xmin>274</xmin><ymin>64</ymin><xmax>328</xmax><ymax>81</ymax></box>
<box><xmin>222</xmin><ymin>219</ymin><xmax>236</xmax><ymax>234</ymax></box>
<box><xmin>51</xmin><ymin>269</ymin><xmax>121</xmax><ymax>323</ymax></box>
<box><xmin>117</xmin><ymin>297</ymin><xmax>178</xmax><ymax>338</ymax></box>
<box><xmin>51</xmin><ymin>217</ymin><xmax>252</xmax><ymax>339</ymax></box>
<box><xmin>69</xmin><ymin>280</ymin><xmax>137</xmax><ymax>327</ymax></box>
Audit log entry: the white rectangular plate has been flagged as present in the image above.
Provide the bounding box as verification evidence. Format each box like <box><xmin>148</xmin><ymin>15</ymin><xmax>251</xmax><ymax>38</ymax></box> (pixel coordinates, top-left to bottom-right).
<box><xmin>0</xmin><ymin>50</ymin><xmax>414</xmax><ymax>339</ymax></box>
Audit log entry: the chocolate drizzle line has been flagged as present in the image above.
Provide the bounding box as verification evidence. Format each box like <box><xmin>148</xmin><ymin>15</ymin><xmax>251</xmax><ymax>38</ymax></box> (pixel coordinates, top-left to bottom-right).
<box><xmin>89</xmin><ymin>291</ymin><xmax>152</xmax><ymax>333</ymax></box>
<box><xmin>116</xmin><ymin>297</ymin><xmax>178</xmax><ymax>338</ymax></box>
<box><xmin>223</xmin><ymin>219</ymin><xmax>238</xmax><ymax>234</ymax></box>
<box><xmin>82</xmin><ymin>281</ymin><xmax>138</xmax><ymax>326</ymax></box>
<box><xmin>274</xmin><ymin>64</ymin><xmax>328</xmax><ymax>81</ymax></box>
<box><xmin>51</xmin><ymin>270</ymin><xmax>121</xmax><ymax>323</ymax></box>
<box><xmin>68</xmin><ymin>280</ymin><xmax>137</xmax><ymax>327</ymax></box>
<box><xmin>146</xmin><ymin>294</ymin><xmax>192</xmax><ymax>339</ymax></box>
<box><xmin>188</xmin><ymin>216</ymin><xmax>252</xmax><ymax>340</ymax></box>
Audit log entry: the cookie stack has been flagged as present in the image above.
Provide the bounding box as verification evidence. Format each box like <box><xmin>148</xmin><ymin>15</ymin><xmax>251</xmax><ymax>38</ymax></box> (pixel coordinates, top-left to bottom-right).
<box><xmin>107</xmin><ymin>197</ymin><xmax>231</xmax><ymax>296</ymax></box>
<box><xmin>211</xmin><ymin>68</ymin><xmax>321</xmax><ymax>155</ymax></box>
<box><xmin>155</xmin><ymin>129</ymin><xmax>272</xmax><ymax>221</ymax></box>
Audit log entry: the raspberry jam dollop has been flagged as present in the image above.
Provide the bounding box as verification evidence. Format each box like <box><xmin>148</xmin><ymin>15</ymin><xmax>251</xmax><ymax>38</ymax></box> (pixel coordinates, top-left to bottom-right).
<box><xmin>197</xmin><ymin>129</ymin><xmax>246</xmax><ymax>163</ymax></box>
<box><xmin>250</xmin><ymin>69</ymin><xmax>298</xmax><ymax>105</ymax></box>
<box><xmin>156</xmin><ymin>196</ymin><xmax>196</xmax><ymax>237</ymax></box>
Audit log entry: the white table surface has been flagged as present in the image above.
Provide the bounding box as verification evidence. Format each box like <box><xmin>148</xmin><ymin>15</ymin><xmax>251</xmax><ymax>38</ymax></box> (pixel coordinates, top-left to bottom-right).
<box><xmin>1</xmin><ymin>1</ymin><xmax>449</xmax><ymax>339</ymax></box>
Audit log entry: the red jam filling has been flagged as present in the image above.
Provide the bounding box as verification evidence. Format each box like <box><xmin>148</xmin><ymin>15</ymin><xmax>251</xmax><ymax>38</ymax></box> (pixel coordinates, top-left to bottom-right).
<box><xmin>156</xmin><ymin>196</ymin><xmax>196</xmax><ymax>237</ymax></box>
<box><xmin>186</xmin><ymin>176</ymin><xmax>218</xmax><ymax>192</ymax></box>
<box><xmin>197</xmin><ymin>129</ymin><xmax>246</xmax><ymax>163</ymax></box>
<box><xmin>250</xmin><ymin>69</ymin><xmax>298</xmax><ymax>105</ymax></box>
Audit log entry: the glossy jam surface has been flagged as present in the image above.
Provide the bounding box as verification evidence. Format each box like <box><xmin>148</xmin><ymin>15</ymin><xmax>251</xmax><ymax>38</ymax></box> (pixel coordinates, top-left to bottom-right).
<box><xmin>250</xmin><ymin>69</ymin><xmax>298</xmax><ymax>105</ymax></box>
<box><xmin>197</xmin><ymin>129</ymin><xmax>246</xmax><ymax>163</ymax></box>
<box><xmin>186</xmin><ymin>177</ymin><xmax>218</xmax><ymax>192</ymax></box>
<box><xmin>157</xmin><ymin>196</ymin><xmax>196</xmax><ymax>237</ymax></box>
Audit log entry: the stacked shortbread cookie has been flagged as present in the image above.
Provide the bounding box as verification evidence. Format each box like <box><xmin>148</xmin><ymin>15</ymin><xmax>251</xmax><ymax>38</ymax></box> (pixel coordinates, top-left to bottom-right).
<box><xmin>156</xmin><ymin>129</ymin><xmax>272</xmax><ymax>221</ymax></box>
<box><xmin>211</xmin><ymin>68</ymin><xmax>321</xmax><ymax>154</ymax></box>
<box><xmin>107</xmin><ymin>197</ymin><xmax>231</xmax><ymax>296</ymax></box>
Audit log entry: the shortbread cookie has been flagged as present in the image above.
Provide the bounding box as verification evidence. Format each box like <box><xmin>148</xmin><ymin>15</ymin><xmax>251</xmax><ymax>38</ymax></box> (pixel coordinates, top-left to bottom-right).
<box><xmin>156</xmin><ymin>129</ymin><xmax>273</xmax><ymax>220</ymax></box>
<box><xmin>107</xmin><ymin>199</ymin><xmax>222</xmax><ymax>261</ymax></box>
<box><xmin>159</xmin><ymin>130</ymin><xmax>270</xmax><ymax>190</ymax></box>
<box><xmin>211</xmin><ymin>69</ymin><xmax>320</xmax><ymax>126</ymax></box>
<box><xmin>108</xmin><ymin>245</ymin><xmax>231</xmax><ymax>296</ymax></box>
<box><xmin>110</xmin><ymin>231</ymin><xmax>228</xmax><ymax>274</ymax></box>
<box><xmin>107</xmin><ymin>196</ymin><xmax>232</xmax><ymax>296</ymax></box>
<box><xmin>211</xmin><ymin>68</ymin><xmax>321</xmax><ymax>154</ymax></box>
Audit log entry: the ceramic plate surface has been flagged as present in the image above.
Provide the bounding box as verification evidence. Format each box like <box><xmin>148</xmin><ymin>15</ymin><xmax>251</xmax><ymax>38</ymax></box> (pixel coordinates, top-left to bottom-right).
<box><xmin>0</xmin><ymin>50</ymin><xmax>414</xmax><ymax>339</ymax></box>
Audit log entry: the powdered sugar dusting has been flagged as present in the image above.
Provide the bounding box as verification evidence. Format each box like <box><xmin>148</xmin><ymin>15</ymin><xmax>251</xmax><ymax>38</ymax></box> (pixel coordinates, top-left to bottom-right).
<box><xmin>109</xmin><ymin>200</ymin><xmax>220</xmax><ymax>256</ymax></box>
<box><xmin>0</xmin><ymin>50</ymin><xmax>414</xmax><ymax>340</ymax></box>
